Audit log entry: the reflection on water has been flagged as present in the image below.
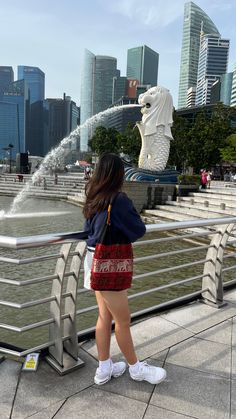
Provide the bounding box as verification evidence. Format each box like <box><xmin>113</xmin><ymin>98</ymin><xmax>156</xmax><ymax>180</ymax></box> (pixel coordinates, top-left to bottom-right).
<box><xmin>0</xmin><ymin>196</ymin><xmax>84</xmax><ymax>236</ymax></box>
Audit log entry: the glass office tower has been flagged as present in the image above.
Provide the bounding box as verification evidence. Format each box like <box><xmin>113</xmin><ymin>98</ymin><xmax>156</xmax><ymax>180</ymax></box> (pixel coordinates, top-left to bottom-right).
<box><xmin>126</xmin><ymin>45</ymin><xmax>159</xmax><ymax>86</ymax></box>
<box><xmin>80</xmin><ymin>49</ymin><xmax>119</xmax><ymax>151</ymax></box>
<box><xmin>211</xmin><ymin>72</ymin><xmax>233</xmax><ymax>106</ymax></box>
<box><xmin>230</xmin><ymin>65</ymin><xmax>236</xmax><ymax>107</ymax></box>
<box><xmin>196</xmin><ymin>34</ymin><xmax>229</xmax><ymax>106</ymax></box>
<box><xmin>112</xmin><ymin>73</ymin><xmax>127</xmax><ymax>103</ymax></box>
<box><xmin>43</xmin><ymin>95</ymin><xmax>78</xmax><ymax>156</ymax></box>
<box><xmin>0</xmin><ymin>80</ymin><xmax>30</xmax><ymax>155</ymax></box>
<box><xmin>178</xmin><ymin>2</ymin><xmax>220</xmax><ymax>109</ymax></box>
<box><xmin>0</xmin><ymin>67</ymin><xmax>14</xmax><ymax>93</ymax></box>
<box><xmin>18</xmin><ymin>66</ymin><xmax>45</xmax><ymax>104</ymax></box>
<box><xmin>18</xmin><ymin>66</ymin><xmax>45</xmax><ymax>155</ymax></box>
<box><xmin>0</xmin><ymin>102</ymin><xmax>18</xmax><ymax>158</ymax></box>
<box><xmin>221</xmin><ymin>73</ymin><xmax>233</xmax><ymax>106</ymax></box>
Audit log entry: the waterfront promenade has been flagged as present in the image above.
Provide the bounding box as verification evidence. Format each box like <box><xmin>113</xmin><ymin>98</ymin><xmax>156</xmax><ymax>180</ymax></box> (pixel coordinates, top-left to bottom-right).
<box><xmin>1</xmin><ymin>287</ymin><xmax>236</xmax><ymax>419</ymax></box>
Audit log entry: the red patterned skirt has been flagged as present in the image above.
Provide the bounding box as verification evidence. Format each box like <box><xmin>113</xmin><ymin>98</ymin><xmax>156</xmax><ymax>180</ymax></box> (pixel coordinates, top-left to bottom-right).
<box><xmin>90</xmin><ymin>243</ymin><xmax>133</xmax><ymax>291</ymax></box>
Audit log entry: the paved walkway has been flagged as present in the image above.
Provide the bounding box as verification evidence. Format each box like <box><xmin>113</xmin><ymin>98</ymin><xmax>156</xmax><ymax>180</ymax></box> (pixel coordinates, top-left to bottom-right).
<box><xmin>1</xmin><ymin>288</ymin><xmax>236</xmax><ymax>419</ymax></box>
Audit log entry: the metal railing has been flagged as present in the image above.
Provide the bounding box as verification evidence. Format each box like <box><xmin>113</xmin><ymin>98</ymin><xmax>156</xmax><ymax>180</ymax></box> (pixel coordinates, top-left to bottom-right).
<box><xmin>0</xmin><ymin>217</ymin><xmax>236</xmax><ymax>374</ymax></box>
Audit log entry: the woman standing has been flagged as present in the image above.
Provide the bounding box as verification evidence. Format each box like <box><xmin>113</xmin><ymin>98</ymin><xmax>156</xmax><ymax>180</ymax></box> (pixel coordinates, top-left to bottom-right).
<box><xmin>201</xmin><ymin>169</ymin><xmax>208</xmax><ymax>189</ymax></box>
<box><xmin>83</xmin><ymin>153</ymin><xmax>167</xmax><ymax>386</ymax></box>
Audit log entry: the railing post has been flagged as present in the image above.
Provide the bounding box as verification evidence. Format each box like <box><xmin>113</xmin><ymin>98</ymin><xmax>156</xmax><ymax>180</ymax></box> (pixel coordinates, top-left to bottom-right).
<box><xmin>46</xmin><ymin>241</ymin><xmax>87</xmax><ymax>375</ymax></box>
<box><xmin>46</xmin><ymin>243</ymin><xmax>72</xmax><ymax>373</ymax></box>
<box><xmin>63</xmin><ymin>241</ymin><xmax>87</xmax><ymax>364</ymax></box>
<box><xmin>201</xmin><ymin>223</ymin><xmax>235</xmax><ymax>307</ymax></box>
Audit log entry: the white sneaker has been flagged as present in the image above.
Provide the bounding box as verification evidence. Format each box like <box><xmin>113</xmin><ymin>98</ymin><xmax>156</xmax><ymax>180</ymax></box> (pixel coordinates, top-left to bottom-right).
<box><xmin>94</xmin><ymin>360</ymin><xmax>126</xmax><ymax>385</ymax></box>
<box><xmin>129</xmin><ymin>361</ymin><xmax>167</xmax><ymax>385</ymax></box>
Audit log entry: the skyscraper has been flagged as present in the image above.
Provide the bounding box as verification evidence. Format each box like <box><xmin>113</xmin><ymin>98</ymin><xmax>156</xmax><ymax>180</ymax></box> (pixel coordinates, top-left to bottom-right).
<box><xmin>18</xmin><ymin>66</ymin><xmax>45</xmax><ymax>156</ymax></box>
<box><xmin>210</xmin><ymin>72</ymin><xmax>233</xmax><ymax>106</ymax></box>
<box><xmin>178</xmin><ymin>2</ymin><xmax>220</xmax><ymax>109</ymax></box>
<box><xmin>196</xmin><ymin>34</ymin><xmax>229</xmax><ymax>106</ymax></box>
<box><xmin>0</xmin><ymin>80</ymin><xmax>30</xmax><ymax>155</ymax></box>
<box><xmin>112</xmin><ymin>74</ymin><xmax>127</xmax><ymax>103</ymax></box>
<box><xmin>43</xmin><ymin>94</ymin><xmax>79</xmax><ymax>156</ymax></box>
<box><xmin>126</xmin><ymin>45</ymin><xmax>159</xmax><ymax>86</ymax></box>
<box><xmin>18</xmin><ymin>66</ymin><xmax>45</xmax><ymax>104</ymax></box>
<box><xmin>221</xmin><ymin>73</ymin><xmax>233</xmax><ymax>106</ymax></box>
<box><xmin>80</xmin><ymin>49</ymin><xmax>119</xmax><ymax>151</ymax></box>
<box><xmin>0</xmin><ymin>67</ymin><xmax>14</xmax><ymax>93</ymax></box>
<box><xmin>231</xmin><ymin>65</ymin><xmax>236</xmax><ymax>107</ymax></box>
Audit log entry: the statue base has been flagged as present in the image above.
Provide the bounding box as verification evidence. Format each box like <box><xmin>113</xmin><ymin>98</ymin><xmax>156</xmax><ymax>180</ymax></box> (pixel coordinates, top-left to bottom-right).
<box><xmin>124</xmin><ymin>166</ymin><xmax>180</xmax><ymax>183</ymax></box>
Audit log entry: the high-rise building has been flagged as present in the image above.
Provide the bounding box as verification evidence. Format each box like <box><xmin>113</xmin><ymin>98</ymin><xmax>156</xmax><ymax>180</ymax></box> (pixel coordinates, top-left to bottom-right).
<box><xmin>17</xmin><ymin>66</ymin><xmax>45</xmax><ymax>156</ymax></box>
<box><xmin>0</xmin><ymin>67</ymin><xmax>14</xmax><ymax>93</ymax></box>
<box><xmin>231</xmin><ymin>65</ymin><xmax>236</xmax><ymax>107</ymax></box>
<box><xmin>43</xmin><ymin>94</ymin><xmax>78</xmax><ymax>156</ymax></box>
<box><xmin>221</xmin><ymin>73</ymin><xmax>233</xmax><ymax>106</ymax></box>
<box><xmin>178</xmin><ymin>2</ymin><xmax>220</xmax><ymax>109</ymax></box>
<box><xmin>211</xmin><ymin>72</ymin><xmax>233</xmax><ymax>106</ymax></box>
<box><xmin>17</xmin><ymin>66</ymin><xmax>45</xmax><ymax>104</ymax></box>
<box><xmin>0</xmin><ymin>80</ymin><xmax>30</xmax><ymax>155</ymax></box>
<box><xmin>29</xmin><ymin>100</ymin><xmax>44</xmax><ymax>156</ymax></box>
<box><xmin>126</xmin><ymin>45</ymin><xmax>159</xmax><ymax>86</ymax></box>
<box><xmin>195</xmin><ymin>34</ymin><xmax>229</xmax><ymax>106</ymax></box>
<box><xmin>112</xmin><ymin>74</ymin><xmax>127</xmax><ymax>103</ymax></box>
<box><xmin>80</xmin><ymin>49</ymin><xmax>120</xmax><ymax>151</ymax></box>
<box><xmin>0</xmin><ymin>102</ymin><xmax>19</xmax><ymax>160</ymax></box>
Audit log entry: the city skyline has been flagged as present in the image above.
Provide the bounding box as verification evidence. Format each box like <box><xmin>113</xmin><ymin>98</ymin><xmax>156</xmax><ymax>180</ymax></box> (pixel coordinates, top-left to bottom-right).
<box><xmin>2</xmin><ymin>0</ymin><xmax>236</xmax><ymax>107</ymax></box>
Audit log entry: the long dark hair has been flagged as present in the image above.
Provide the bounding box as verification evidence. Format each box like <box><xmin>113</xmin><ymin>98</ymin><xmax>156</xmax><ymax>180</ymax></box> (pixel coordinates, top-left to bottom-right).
<box><xmin>83</xmin><ymin>153</ymin><xmax>124</xmax><ymax>219</ymax></box>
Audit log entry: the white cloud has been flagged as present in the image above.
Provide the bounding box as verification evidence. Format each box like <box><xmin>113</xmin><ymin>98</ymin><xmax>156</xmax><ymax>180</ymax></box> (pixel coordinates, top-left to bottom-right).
<box><xmin>100</xmin><ymin>0</ymin><xmax>185</xmax><ymax>27</ymax></box>
<box><xmin>210</xmin><ymin>1</ymin><xmax>233</xmax><ymax>11</ymax></box>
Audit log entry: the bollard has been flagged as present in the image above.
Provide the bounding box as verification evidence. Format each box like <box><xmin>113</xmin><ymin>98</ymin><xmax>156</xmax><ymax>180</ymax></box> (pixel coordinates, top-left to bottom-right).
<box><xmin>190</xmin><ymin>198</ymin><xmax>194</xmax><ymax>205</ymax></box>
<box><xmin>204</xmin><ymin>200</ymin><xmax>209</xmax><ymax>207</ymax></box>
<box><xmin>177</xmin><ymin>196</ymin><xmax>181</xmax><ymax>203</ymax></box>
<box><xmin>220</xmin><ymin>203</ymin><xmax>226</xmax><ymax>210</ymax></box>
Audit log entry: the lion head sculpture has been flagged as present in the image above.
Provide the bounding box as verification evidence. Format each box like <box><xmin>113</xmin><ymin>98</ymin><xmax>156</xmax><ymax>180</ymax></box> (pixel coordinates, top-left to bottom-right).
<box><xmin>138</xmin><ymin>85</ymin><xmax>173</xmax><ymax>140</ymax></box>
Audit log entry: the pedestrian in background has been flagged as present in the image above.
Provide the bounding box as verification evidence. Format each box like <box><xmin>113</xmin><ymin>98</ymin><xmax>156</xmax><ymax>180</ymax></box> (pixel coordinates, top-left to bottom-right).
<box><xmin>201</xmin><ymin>169</ymin><xmax>208</xmax><ymax>189</ymax></box>
<box><xmin>207</xmin><ymin>171</ymin><xmax>212</xmax><ymax>188</ymax></box>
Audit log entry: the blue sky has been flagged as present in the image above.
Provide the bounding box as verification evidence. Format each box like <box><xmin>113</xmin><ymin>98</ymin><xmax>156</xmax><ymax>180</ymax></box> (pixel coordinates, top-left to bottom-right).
<box><xmin>2</xmin><ymin>0</ymin><xmax>236</xmax><ymax>107</ymax></box>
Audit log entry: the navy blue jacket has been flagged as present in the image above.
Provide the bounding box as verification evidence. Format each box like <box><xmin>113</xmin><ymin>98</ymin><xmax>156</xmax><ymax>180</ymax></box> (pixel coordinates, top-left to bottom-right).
<box><xmin>84</xmin><ymin>192</ymin><xmax>146</xmax><ymax>247</ymax></box>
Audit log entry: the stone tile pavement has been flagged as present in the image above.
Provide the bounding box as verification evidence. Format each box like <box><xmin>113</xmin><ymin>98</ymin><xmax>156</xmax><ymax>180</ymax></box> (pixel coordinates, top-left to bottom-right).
<box><xmin>1</xmin><ymin>289</ymin><xmax>236</xmax><ymax>419</ymax></box>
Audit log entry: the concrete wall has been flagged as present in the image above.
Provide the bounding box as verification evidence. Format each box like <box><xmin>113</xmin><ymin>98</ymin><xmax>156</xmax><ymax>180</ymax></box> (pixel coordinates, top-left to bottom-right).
<box><xmin>123</xmin><ymin>181</ymin><xmax>199</xmax><ymax>213</ymax></box>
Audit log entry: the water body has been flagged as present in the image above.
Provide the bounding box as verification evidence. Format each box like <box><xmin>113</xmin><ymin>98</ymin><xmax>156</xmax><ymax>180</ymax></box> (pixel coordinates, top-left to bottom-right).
<box><xmin>0</xmin><ymin>195</ymin><xmax>84</xmax><ymax>236</ymax></box>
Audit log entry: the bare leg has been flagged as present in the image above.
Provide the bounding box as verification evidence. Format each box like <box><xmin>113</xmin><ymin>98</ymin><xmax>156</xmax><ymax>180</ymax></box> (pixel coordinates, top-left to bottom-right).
<box><xmin>95</xmin><ymin>291</ymin><xmax>113</xmax><ymax>360</ymax></box>
<box><xmin>101</xmin><ymin>290</ymin><xmax>138</xmax><ymax>365</ymax></box>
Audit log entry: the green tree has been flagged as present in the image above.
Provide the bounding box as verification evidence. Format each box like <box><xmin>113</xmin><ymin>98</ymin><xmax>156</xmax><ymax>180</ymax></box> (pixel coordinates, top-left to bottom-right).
<box><xmin>187</xmin><ymin>110</ymin><xmax>210</xmax><ymax>172</ymax></box>
<box><xmin>186</xmin><ymin>104</ymin><xmax>233</xmax><ymax>172</ymax></box>
<box><xmin>117</xmin><ymin>123</ymin><xmax>141</xmax><ymax>163</ymax></box>
<box><xmin>168</xmin><ymin>112</ymin><xmax>190</xmax><ymax>171</ymax></box>
<box><xmin>89</xmin><ymin>126</ymin><xmax>119</xmax><ymax>155</ymax></box>
<box><xmin>220</xmin><ymin>134</ymin><xmax>236</xmax><ymax>163</ymax></box>
<box><xmin>202</xmin><ymin>103</ymin><xmax>233</xmax><ymax>168</ymax></box>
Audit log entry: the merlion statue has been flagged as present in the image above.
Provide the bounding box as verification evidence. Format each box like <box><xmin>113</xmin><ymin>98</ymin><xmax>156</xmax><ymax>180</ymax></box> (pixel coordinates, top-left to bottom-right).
<box><xmin>137</xmin><ymin>85</ymin><xmax>174</xmax><ymax>172</ymax></box>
